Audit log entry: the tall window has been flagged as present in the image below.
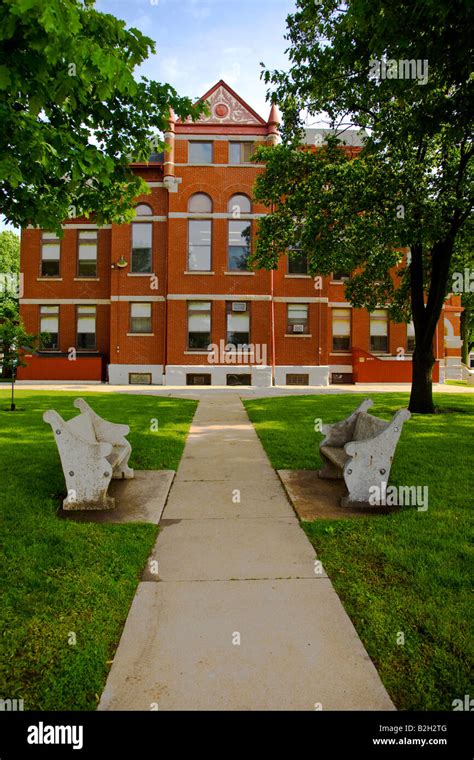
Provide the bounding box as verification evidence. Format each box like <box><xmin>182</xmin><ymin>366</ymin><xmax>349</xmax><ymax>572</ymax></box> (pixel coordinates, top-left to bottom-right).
<box><xmin>227</xmin><ymin>195</ymin><xmax>251</xmax><ymax>272</ymax></box>
<box><xmin>228</xmin><ymin>222</ymin><xmax>250</xmax><ymax>270</ymax></box>
<box><xmin>187</xmin><ymin>194</ymin><xmax>212</xmax><ymax>271</ymax></box>
<box><xmin>370</xmin><ymin>309</ymin><xmax>389</xmax><ymax>352</ymax></box>
<box><xmin>41</xmin><ymin>232</ymin><xmax>60</xmax><ymax>277</ymax></box>
<box><xmin>187</xmin><ymin>301</ymin><xmax>211</xmax><ymax>350</ymax></box>
<box><xmin>188</xmin><ymin>220</ymin><xmax>211</xmax><ymax>271</ymax></box>
<box><xmin>130</xmin><ymin>303</ymin><xmax>152</xmax><ymax>333</ymax></box>
<box><xmin>188</xmin><ymin>141</ymin><xmax>213</xmax><ymax>164</ymax></box>
<box><xmin>407</xmin><ymin>321</ymin><xmax>415</xmax><ymax>352</ymax></box>
<box><xmin>332</xmin><ymin>308</ymin><xmax>351</xmax><ymax>351</ymax></box>
<box><xmin>287</xmin><ymin>304</ymin><xmax>309</xmax><ymax>334</ymax></box>
<box><xmin>39</xmin><ymin>305</ymin><xmax>59</xmax><ymax>349</ymax></box>
<box><xmin>76</xmin><ymin>305</ymin><xmax>96</xmax><ymax>349</ymax></box>
<box><xmin>77</xmin><ymin>230</ymin><xmax>98</xmax><ymax>277</ymax></box>
<box><xmin>226</xmin><ymin>302</ymin><xmax>250</xmax><ymax>347</ymax></box>
<box><xmin>131</xmin><ymin>223</ymin><xmax>152</xmax><ymax>273</ymax></box>
<box><xmin>229</xmin><ymin>142</ymin><xmax>253</xmax><ymax>164</ymax></box>
<box><xmin>288</xmin><ymin>246</ymin><xmax>308</xmax><ymax>274</ymax></box>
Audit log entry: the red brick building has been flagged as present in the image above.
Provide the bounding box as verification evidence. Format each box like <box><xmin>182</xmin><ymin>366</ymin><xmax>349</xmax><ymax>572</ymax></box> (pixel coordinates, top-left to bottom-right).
<box><xmin>18</xmin><ymin>81</ymin><xmax>463</xmax><ymax>386</ymax></box>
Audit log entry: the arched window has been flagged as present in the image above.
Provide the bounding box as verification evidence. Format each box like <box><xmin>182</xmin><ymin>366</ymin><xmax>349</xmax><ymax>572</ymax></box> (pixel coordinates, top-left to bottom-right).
<box><xmin>135</xmin><ymin>203</ymin><xmax>153</xmax><ymax>216</ymax></box>
<box><xmin>188</xmin><ymin>193</ymin><xmax>212</xmax><ymax>213</ymax></box>
<box><xmin>227</xmin><ymin>194</ymin><xmax>251</xmax><ymax>215</ymax></box>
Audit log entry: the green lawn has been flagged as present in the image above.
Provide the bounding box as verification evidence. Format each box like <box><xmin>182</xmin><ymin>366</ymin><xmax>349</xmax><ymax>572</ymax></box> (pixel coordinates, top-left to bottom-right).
<box><xmin>244</xmin><ymin>392</ymin><xmax>474</xmax><ymax>710</ymax></box>
<box><xmin>0</xmin><ymin>390</ymin><xmax>197</xmax><ymax>710</ymax></box>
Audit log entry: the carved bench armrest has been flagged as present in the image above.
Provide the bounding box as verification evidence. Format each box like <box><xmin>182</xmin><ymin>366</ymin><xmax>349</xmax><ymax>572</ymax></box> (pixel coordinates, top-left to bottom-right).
<box><xmin>73</xmin><ymin>398</ymin><xmax>130</xmax><ymax>440</ymax></box>
<box><xmin>344</xmin><ymin>409</ymin><xmax>411</xmax><ymax>458</ymax></box>
<box><xmin>43</xmin><ymin>410</ymin><xmax>113</xmax><ymax>458</ymax></box>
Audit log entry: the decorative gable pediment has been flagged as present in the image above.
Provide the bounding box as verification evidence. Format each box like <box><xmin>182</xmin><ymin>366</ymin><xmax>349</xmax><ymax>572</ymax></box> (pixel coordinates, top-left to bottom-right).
<box><xmin>182</xmin><ymin>81</ymin><xmax>266</xmax><ymax>126</ymax></box>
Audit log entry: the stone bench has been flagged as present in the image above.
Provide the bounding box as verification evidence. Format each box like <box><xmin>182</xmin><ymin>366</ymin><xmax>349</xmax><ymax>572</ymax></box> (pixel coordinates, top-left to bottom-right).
<box><xmin>44</xmin><ymin>398</ymin><xmax>134</xmax><ymax>511</ymax></box>
<box><xmin>318</xmin><ymin>399</ymin><xmax>410</xmax><ymax>507</ymax></box>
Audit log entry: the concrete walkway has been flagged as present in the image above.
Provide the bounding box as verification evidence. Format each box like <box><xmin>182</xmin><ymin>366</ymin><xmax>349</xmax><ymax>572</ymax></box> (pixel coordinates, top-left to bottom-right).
<box><xmin>99</xmin><ymin>395</ymin><xmax>394</xmax><ymax>711</ymax></box>
<box><xmin>15</xmin><ymin>380</ymin><xmax>472</xmax><ymax>397</ymax></box>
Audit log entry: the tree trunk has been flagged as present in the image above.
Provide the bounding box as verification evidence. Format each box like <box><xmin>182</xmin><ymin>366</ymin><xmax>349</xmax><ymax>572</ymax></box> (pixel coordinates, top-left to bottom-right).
<box><xmin>10</xmin><ymin>374</ymin><xmax>16</xmax><ymax>412</ymax></box>
<box><xmin>409</xmin><ymin>347</ymin><xmax>435</xmax><ymax>413</ymax></box>
<box><xmin>409</xmin><ymin>234</ymin><xmax>457</xmax><ymax>414</ymax></box>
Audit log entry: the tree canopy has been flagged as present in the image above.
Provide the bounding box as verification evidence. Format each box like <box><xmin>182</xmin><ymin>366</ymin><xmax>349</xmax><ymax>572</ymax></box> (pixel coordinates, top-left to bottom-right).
<box><xmin>0</xmin><ymin>0</ymin><xmax>205</xmax><ymax>231</ymax></box>
<box><xmin>0</xmin><ymin>230</ymin><xmax>20</xmax><ymax>320</ymax></box>
<box><xmin>253</xmin><ymin>0</ymin><xmax>473</xmax><ymax>411</ymax></box>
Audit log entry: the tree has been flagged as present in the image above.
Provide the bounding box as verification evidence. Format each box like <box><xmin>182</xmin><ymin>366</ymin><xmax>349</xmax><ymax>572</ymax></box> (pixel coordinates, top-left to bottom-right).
<box><xmin>253</xmin><ymin>0</ymin><xmax>473</xmax><ymax>412</ymax></box>
<box><xmin>0</xmin><ymin>0</ymin><xmax>205</xmax><ymax>232</ymax></box>
<box><xmin>0</xmin><ymin>230</ymin><xmax>20</xmax><ymax>322</ymax></box>
<box><xmin>451</xmin><ymin>220</ymin><xmax>474</xmax><ymax>366</ymax></box>
<box><xmin>0</xmin><ymin>317</ymin><xmax>41</xmax><ymax>410</ymax></box>
<box><xmin>0</xmin><ymin>230</ymin><xmax>20</xmax><ymax>274</ymax></box>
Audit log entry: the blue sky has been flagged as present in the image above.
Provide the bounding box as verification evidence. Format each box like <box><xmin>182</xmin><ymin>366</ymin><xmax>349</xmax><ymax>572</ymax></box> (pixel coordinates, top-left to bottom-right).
<box><xmin>2</xmin><ymin>0</ymin><xmax>296</xmax><ymax>232</ymax></box>
<box><xmin>97</xmin><ymin>0</ymin><xmax>297</xmax><ymax>118</ymax></box>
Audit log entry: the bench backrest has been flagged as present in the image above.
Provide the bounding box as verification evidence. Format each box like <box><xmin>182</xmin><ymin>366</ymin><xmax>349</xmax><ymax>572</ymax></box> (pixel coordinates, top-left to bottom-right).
<box><xmin>353</xmin><ymin>412</ymin><xmax>390</xmax><ymax>441</ymax></box>
<box><xmin>64</xmin><ymin>412</ymin><xmax>97</xmax><ymax>444</ymax></box>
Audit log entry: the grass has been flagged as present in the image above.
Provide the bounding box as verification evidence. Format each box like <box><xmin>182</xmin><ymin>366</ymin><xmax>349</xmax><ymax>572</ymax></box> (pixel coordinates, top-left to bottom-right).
<box><xmin>445</xmin><ymin>379</ymin><xmax>468</xmax><ymax>386</ymax></box>
<box><xmin>0</xmin><ymin>390</ymin><xmax>197</xmax><ymax>710</ymax></box>
<box><xmin>244</xmin><ymin>392</ymin><xmax>474</xmax><ymax>710</ymax></box>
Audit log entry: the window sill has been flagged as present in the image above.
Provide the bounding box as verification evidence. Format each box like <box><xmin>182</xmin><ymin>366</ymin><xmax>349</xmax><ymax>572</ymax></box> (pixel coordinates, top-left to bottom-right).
<box><xmin>37</xmin><ymin>277</ymin><xmax>62</xmax><ymax>281</ymax></box>
<box><xmin>184</xmin><ymin>350</ymin><xmax>211</xmax><ymax>355</ymax></box>
<box><xmin>126</xmin><ymin>333</ymin><xmax>155</xmax><ymax>337</ymax></box>
<box><xmin>224</xmin><ymin>271</ymin><xmax>255</xmax><ymax>276</ymax></box>
<box><xmin>285</xmin><ymin>274</ymin><xmax>311</xmax><ymax>279</ymax></box>
<box><xmin>330</xmin><ymin>280</ymin><xmax>349</xmax><ymax>284</ymax></box>
<box><xmin>285</xmin><ymin>333</ymin><xmax>312</xmax><ymax>338</ymax></box>
<box><xmin>74</xmin><ymin>277</ymin><xmax>100</xmax><ymax>281</ymax></box>
<box><xmin>127</xmin><ymin>272</ymin><xmax>155</xmax><ymax>277</ymax></box>
<box><xmin>330</xmin><ymin>351</ymin><xmax>352</xmax><ymax>355</ymax></box>
<box><xmin>184</xmin><ymin>271</ymin><xmax>215</xmax><ymax>275</ymax></box>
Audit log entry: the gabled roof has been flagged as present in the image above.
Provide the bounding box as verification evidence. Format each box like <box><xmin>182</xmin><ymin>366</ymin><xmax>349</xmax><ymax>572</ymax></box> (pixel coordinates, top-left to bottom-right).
<box><xmin>176</xmin><ymin>79</ymin><xmax>267</xmax><ymax>129</ymax></box>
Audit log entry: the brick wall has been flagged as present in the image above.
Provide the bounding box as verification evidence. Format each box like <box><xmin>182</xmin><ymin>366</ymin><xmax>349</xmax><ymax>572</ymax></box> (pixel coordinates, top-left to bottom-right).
<box><xmin>18</xmin><ymin>109</ymin><xmax>461</xmax><ymax>382</ymax></box>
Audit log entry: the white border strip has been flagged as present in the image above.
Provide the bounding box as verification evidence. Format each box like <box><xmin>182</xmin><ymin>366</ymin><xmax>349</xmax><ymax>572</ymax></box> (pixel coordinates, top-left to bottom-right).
<box><xmin>111</xmin><ymin>295</ymin><xmax>165</xmax><ymax>302</ymax></box>
<box><xmin>26</xmin><ymin>224</ymin><xmax>112</xmax><ymax>230</ymax></box>
<box><xmin>273</xmin><ymin>297</ymin><xmax>328</xmax><ymax>303</ymax></box>
<box><xmin>167</xmin><ymin>294</ymin><xmax>272</xmax><ymax>302</ymax></box>
<box><xmin>168</xmin><ymin>212</ymin><xmax>265</xmax><ymax>219</ymax></box>
<box><xmin>175</xmin><ymin>135</ymin><xmax>264</xmax><ymax>142</ymax></box>
<box><xmin>20</xmin><ymin>298</ymin><xmax>111</xmax><ymax>305</ymax></box>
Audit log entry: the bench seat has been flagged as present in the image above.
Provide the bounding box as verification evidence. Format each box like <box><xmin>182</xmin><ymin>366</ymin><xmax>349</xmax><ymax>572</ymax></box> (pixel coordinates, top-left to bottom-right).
<box><xmin>320</xmin><ymin>445</ymin><xmax>350</xmax><ymax>468</ymax></box>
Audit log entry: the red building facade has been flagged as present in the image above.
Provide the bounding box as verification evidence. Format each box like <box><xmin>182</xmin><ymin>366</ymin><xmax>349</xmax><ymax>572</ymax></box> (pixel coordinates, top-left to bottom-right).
<box><xmin>18</xmin><ymin>81</ymin><xmax>463</xmax><ymax>386</ymax></box>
